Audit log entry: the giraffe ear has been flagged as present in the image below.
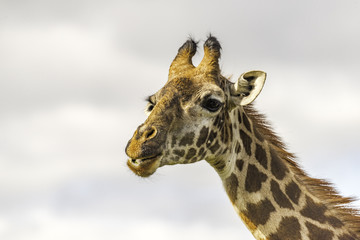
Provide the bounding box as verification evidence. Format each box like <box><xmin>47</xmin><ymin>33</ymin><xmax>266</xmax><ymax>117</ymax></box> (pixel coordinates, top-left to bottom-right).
<box><xmin>231</xmin><ymin>70</ymin><xmax>266</xmax><ymax>106</ymax></box>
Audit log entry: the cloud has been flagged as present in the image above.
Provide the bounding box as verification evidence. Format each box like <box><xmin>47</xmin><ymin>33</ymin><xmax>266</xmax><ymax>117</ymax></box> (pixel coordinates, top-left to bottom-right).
<box><xmin>0</xmin><ymin>207</ymin><xmax>252</xmax><ymax>240</ymax></box>
<box><xmin>0</xmin><ymin>23</ymin><xmax>168</xmax><ymax>113</ymax></box>
<box><xmin>0</xmin><ymin>103</ymin><xmax>131</xmax><ymax>191</ymax></box>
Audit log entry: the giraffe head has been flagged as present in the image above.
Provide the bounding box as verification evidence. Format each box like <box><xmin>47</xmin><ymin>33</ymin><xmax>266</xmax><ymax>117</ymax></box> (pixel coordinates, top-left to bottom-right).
<box><xmin>125</xmin><ymin>36</ymin><xmax>266</xmax><ymax>177</ymax></box>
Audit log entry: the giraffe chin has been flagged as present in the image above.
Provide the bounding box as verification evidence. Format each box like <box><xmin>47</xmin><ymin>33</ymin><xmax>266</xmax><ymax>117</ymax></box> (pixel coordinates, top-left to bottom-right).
<box><xmin>127</xmin><ymin>155</ymin><xmax>161</xmax><ymax>177</ymax></box>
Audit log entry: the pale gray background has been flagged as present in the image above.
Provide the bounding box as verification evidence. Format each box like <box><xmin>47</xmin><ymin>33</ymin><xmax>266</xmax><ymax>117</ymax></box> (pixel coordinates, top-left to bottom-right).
<box><xmin>0</xmin><ymin>0</ymin><xmax>359</xmax><ymax>239</ymax></box>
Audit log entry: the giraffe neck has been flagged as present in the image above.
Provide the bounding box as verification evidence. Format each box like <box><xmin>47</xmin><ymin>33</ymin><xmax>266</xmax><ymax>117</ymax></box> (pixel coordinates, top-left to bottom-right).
<box><xmin>207</xmin><ymin>107</ymin><xmax>358</xmax><ymax>240</ymax></box>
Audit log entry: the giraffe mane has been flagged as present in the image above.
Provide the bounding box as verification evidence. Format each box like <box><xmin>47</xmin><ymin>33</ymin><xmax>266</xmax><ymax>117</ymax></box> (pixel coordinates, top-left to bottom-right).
<box><xmin>244</xmin><ymin>104</ymin><xmax>360</xmax><ymax>237</ymax></box>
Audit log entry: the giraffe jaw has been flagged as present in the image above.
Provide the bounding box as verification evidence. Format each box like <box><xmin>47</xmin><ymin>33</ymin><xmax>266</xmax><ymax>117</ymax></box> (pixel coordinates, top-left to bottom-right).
<box><xmin>127</xmin><ymin>154</ymin><xmax>162</xmax><ymax>177</ymax></box>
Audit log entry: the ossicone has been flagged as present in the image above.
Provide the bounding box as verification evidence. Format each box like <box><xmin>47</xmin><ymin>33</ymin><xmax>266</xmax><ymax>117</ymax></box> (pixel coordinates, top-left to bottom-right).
<box><xmin>197</xmin><ymin>35</ymin><xmax>222</xmax><ymax>72</ymax></box>
<box><xmin>169</xmin><ymin>35</ymin><xmax>222</xmax><ymax>79</ymax></box>
<box><xmin>169</xmin><ymin>38</ymin><xmax>198</xmax><ymax>77</ymax></box>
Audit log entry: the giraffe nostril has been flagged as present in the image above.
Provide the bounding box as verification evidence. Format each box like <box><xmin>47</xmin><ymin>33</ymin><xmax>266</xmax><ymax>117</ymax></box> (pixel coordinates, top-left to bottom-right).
<box><xmin>145</xmin><ymin>126</ymin><xmax>157</xmax><ymax>140</ymax></box>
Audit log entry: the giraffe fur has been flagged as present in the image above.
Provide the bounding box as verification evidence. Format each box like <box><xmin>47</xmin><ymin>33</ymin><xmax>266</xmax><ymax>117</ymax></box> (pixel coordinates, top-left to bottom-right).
<box><xmin>125</xmin><ymin>36</ymin><xmax>360</xmax><ymax>240</ymax></box>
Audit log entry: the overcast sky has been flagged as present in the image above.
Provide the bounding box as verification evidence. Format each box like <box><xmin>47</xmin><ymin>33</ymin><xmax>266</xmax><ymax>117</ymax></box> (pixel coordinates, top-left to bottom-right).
<box><xmin>0</xmin><ymin>0</ymin><xmax>359</xmax><ymax>239</ymax></box>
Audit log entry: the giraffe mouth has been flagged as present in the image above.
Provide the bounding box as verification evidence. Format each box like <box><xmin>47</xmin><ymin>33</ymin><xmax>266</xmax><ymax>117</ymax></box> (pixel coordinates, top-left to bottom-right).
<box><xmin>127</xmin><ymin>154</ymin><xmax>162</xmax><ymax>177</ymax></box>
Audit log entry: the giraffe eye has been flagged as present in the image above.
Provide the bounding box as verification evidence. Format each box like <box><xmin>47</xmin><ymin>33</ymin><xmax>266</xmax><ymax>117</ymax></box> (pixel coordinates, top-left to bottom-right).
<box><xmin>145</xmin><ymin>95</ymin><xmax>156</xmax><ymax>114</ymax></box>
<box><xmin>145</xmin><ymin>103</ymin><xmax>155</xmax><ymax>114</ymax></box>
<box><xmin>147</xmin><ymin>104</ymin><xmax>154</xmax><ymax>112</ymax></box>
<box><xmin>202</xmin><ymin>98</ymin><xmax>223</xmax><ymax>112</ymax></box>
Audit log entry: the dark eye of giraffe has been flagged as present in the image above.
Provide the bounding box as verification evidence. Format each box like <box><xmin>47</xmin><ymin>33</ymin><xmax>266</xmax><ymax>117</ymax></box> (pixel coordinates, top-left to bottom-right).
<box><xmin>145</xmin><ymin>95</ymin><xmax>156</xmax><ymax>113</ymax></box>
<box><xmin>147</xmin><ymin>104</ymin><xmax>154</xmax><ymax>112</ymax></box>
<box><xmin>202</xmin><ymin>98</ymin><xmax>223</xmax><ymax>112</ymax></box>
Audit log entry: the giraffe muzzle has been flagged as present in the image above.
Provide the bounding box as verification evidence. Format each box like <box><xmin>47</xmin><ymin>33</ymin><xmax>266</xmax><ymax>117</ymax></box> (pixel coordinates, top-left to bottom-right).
<box><xmin>126</xmin><ymin>154</ymin><xmax>162</xmax><ymax>177</ymax></box>
<box><xmin>125</xmin><ymin>124</ymin><xmax>165</xmax><ymax>177</ymax></box>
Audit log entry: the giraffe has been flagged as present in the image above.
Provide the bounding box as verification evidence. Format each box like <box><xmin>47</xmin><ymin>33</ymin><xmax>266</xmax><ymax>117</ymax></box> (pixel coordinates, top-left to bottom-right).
<box><xmin>125</xmin><ymin>36</ymin><xmax>360</xmax><ymax>240</ymax></box>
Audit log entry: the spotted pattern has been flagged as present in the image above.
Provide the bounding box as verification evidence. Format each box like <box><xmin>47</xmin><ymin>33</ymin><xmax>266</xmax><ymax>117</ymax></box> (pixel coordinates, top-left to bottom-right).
<box><xmin>270</xmin><ymin>148</ymin><xmax>288</xmax><ymax>180</ymax></box>
<box><xmin>198</xmin><ymin>147</ymin><xmax>205</xmax><ymax>157</ymax></box>
<box><xmin>240</xmin><ymin>130</ymin><xmax>252</xmax><ymax>156</ymax></box>
<box><xmin>172</xmin><ymin>107</ymin><xmax>351</xmax><ymax>240</ymax></box>
<box><xmin>242</xmin><ymin>113</ymin><xmax>252</xmax><ymax>132</ymax></box>
<box><xmin>225</xmin><ymin>173</ymin><xmax>239</xmax><ymax>203</ymax></box>
<box><xmin>196</xmin><ymin>126</ymin><xmax>209</xmax><ymax>147</ymax></box>
<box><xmin>301</xmin><ymin>196</ymin><xmax>344</xmax><ymax>228</ymax></box>
<box><xmin>236</xmin><ymin>159</ymin><xmax>244</xmax><ymax>172</ymax></box>
<box><xmin>338</xmin><ymin>234</ymin><xmax>356</xmax><ymax>240</ymax></box>
<box><xmin>271</xmin><ymin>180</ymin><xmax>294</xmax><ymax>210</ymax></box>
<box><xmin>185</xmin><ymin>148</ymin><xmax>196</xmax><ymax>159</ymax></box>
<box><xmin>255</xmin><ymin>143</ymin><xmax>267</xmax><ymax>169</ymax></box>
<box><xmin>245</xmin><ymin>164</ymin><xmax>268</xmax><ymax>193</ymax></box>
<box><xmin>209</xmin><ymin>140</ymin><xmax>221</xmax><ymax>154</ymax></box>
<box><xmin>306</xmin><ymin>221</ymin><xmax>334</xmax><ymax>240</ymax></box>
<box><xmin>213</xmin><ymin>114</ymin><xmax>223</xmax><ymax>129</ymax></box>
<box><xmin>206</xmin><ymin>131</ymin><xmax>218</xmax><ymax>147</ymax></box>
<box><xmin>244</xmin><ymin>198</ymin><xmax>275</xmax><ymax>226</ymax></box>
<box><xmin>220</xmin><ymin>124</ymin><xmax>231</xmax><ymax>144</ymax></box>
<box><xmin>268</xmin><ymin>216</ymin><xmax>301</xmax><ymax>240</ymax></box>
<box><xmin>285</xmin><ymin>181</ymin><xmax>301</xmax><ymax>205</ymax></box>
<box><xmin>173</xmin><ymin>149</ymin><xmax>185</xmax><ymax>157</ymax></box>
<box><xmin>179</xmin><ymin>132</ymin><xmax>195</xmax><ymax>146</ymax></box>
<box><xmin>254</xmin><ymin>128</ymin><xmax>264</xmax><ymax>142</ymax></box>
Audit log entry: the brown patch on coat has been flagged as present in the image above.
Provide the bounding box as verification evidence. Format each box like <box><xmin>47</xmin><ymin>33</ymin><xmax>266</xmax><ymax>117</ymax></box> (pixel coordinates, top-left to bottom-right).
<box><xmin>242</xmin><ymin>112</ymin><xmax>252</xmax><ymax>132</ymax></box>
<box><xmin>285</xmin><ymin>180</ymin><xmax>301</xmax><ymax>205</ymax></box>
<box><xmin>196</xmin><ymin>126</ymin><xmax>209</xmax><ymax>147</ymax></box>
<box><xmin>173</xmin><ymin>149</ymin><xmax>185</xmax><ymax>157</ymax></box>
<box><xmin>236</xmin><ymin>159</ymin><xmax>244</xmax><ymax>172</ymax></box>
<box><xmin>268</xmin><ymin>216</ymin><xmax>301</xmax><ymax>240</ymax></box>
<box><xmin>244</xmin><ymin>198</ymin><xmax>275</xmax><ymax>226</ymax></box>
<box><xmin>240</xmin><ymin>130</ymin><xmax>252</xmax><ymax>156</ymax></box>
<box><xmin>209</xmin><ymin>140</ymin><xmax>220</xmax><ymax>154</ymax></box>
<box><xmin>301</xmin><ymin>196</ymin><xmax>344</xmax><ymax>228</ymax></box>
<box><xmin>225</xmin><ymin>173</ymin><xmax>239</xmax><ymax>203</ymax></box>
<box><xmin>197</xmin><ymin>147</ymin><xmax>205</xmax><ymax>158</ymax></box>
<box><xmin>179</xmin><ymin>132</ymin><xmax>195</xmax><ymax>146</ymax></box>
<box><xmin>245</xmin><ymin>164</ymin><xmax>268</xmax><ymax>193</ymax></box>
<box><xmin>255</xmin><ymin>143</ymin><xmax>268</xmax><ymax>169</ymax></box>
<box><xmin>185</xmin><ymin>148</ymin><xmax>196</xmax><ymax>159</ymax></box>
<box><xmin>306</xmin><ymin>222</ymin><xmax>333</xmax><ymax>240</ymax></box>
<box><xmin>271</xmin><ymin>180</ymin><xmax>294</xmax><ymax>210</ymax></box>
<box><xmin>270</xmin><ymin>148</ymin><xmax>288</xmax><ymax>180</ymax></box>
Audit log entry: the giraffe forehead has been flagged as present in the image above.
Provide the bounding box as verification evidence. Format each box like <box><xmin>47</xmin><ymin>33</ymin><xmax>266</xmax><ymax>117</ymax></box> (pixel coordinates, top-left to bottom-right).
<box><xmin>159</xmin><ymin>77</ymin><xmax>197</xmax><ymax>99</ymax></box>
<box><xmin>157</xmin><ymin>76</ymin><xmax>225</xmax><ymax>104</ymax></box>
